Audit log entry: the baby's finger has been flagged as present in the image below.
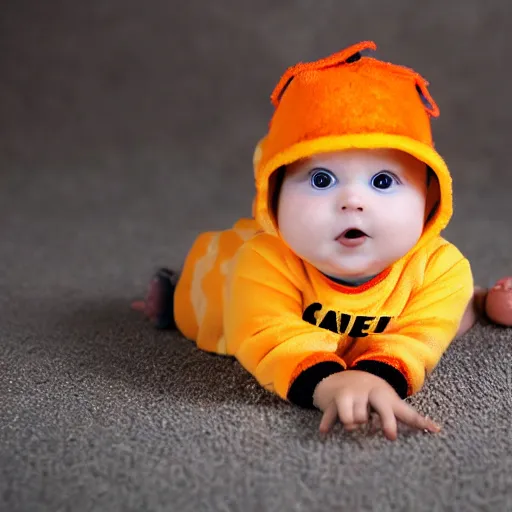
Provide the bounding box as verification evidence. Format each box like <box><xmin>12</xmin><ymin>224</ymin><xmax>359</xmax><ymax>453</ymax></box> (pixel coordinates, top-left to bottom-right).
<box><xmin>394</xmin><ymin>400</ymin><xmax>441</xmax><ymax>433</ymax></box>
<box><xmin>319</xmin><ymin>403</ymin><xmax>338</xmax><ymax>434</ymax></box>
<box><xmin>353</xmin><ymin>398</ymin><xmax>370</xmax><ymax>425</ymax></box>
<box><xmin>335</xmin><ymin>394</ymin><xmax>355</xmax><ymax>427</ymax></box>
<box><xmin>370</xmin><ymin>400</ymin><xmax>398</xmax><ymax>440</ymax></box>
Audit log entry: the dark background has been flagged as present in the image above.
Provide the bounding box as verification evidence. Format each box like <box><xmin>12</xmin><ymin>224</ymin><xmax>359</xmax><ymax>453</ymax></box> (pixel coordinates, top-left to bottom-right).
<box><xmin>1</xmin><ymin>1</ymin><xmax>512</xmax><ymax>511</ymax></box>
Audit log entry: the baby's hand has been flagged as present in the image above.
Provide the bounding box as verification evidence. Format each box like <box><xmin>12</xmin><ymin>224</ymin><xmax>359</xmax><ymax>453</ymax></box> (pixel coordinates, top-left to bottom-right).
<box><xmin>312</xmin><ymin>370</ymin><xmax>440</xmax><ymax>440</ymax></box>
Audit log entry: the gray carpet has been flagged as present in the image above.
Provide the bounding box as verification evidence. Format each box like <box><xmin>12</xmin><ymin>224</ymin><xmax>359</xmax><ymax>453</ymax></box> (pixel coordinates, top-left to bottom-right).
<box><xmin>2</xmin><ymin>1</ymin><xmax>512</xmax><ymax>511</ymax></box>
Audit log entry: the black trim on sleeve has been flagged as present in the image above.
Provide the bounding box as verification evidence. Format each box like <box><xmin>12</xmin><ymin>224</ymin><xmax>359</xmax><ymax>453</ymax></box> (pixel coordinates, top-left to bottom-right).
<box><xmin>352</xmin><ymin>360</ymin><xmax>409</xmax><ymax>399</ymax></box>
<box><xmin>286</xmin><ymin>361</ymin><xmax>345</xmax><ymax>409</ymax></box>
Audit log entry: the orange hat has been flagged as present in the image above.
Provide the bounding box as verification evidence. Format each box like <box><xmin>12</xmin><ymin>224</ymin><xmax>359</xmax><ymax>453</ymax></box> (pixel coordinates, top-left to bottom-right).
<box><xmin>252</xmin><ymin>41</ymin><xmax>452</xmax><ymax>249</ymax></box>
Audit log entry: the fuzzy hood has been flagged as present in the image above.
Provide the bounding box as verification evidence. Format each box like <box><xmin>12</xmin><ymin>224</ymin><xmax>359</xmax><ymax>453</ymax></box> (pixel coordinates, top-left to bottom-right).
<box><xmin>252</xmin><ymin>40</ymin><xmax>451</xmax><ymax>258</ymax></box>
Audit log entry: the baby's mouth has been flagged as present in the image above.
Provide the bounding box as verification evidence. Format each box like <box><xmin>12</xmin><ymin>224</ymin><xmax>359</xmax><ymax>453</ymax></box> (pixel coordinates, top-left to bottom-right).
<box><xmin>339</xmin><ymin>228</ymin><xmax>368</xmax><ymax>239</ymax></box>
<box><xmin>336</xmin><ymin>228</ymin><xmax>369</xmax><ymax>247</ymax></box>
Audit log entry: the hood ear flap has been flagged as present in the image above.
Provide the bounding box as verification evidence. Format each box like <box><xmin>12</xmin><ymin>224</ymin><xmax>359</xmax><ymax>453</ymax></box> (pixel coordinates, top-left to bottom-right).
<box><xmin>415</xmin><ymin>78</ymin><xmax>440</xmax><ymax>117</ymax></box>
<box><xmin>270</xmin><ymin>40</ymin><xmax>377</xmax><ymax>107</ymax></box>
<box><xmin>274</xmin><ymin>76</ymin><xmax>295</xmax><ymax>104</ymax></box>
<box><xmin>346</xmin><ymin>47</ymin><xmax>377</xmax><ymax>62</ymax></box>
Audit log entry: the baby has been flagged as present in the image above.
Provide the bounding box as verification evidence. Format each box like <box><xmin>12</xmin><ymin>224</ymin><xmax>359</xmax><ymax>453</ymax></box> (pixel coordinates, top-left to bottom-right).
<box><xmin>133</xmin><ymin>41</ymin><xmax>510</xmax><ymax>440</ymax></box>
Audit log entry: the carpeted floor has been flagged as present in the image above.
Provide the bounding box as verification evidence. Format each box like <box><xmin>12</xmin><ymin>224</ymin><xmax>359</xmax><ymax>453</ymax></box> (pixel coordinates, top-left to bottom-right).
<box><xmin>2</xmin><ymin>1</ymin><xmax>512</xmax><ymax>510</ymax></box>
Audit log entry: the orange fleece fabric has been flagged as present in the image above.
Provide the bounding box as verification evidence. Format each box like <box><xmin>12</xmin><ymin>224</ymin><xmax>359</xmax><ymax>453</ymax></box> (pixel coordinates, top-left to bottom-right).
<box><xmin>173</xmin><ymin>41</ymin><xmax>474</xmax><ymax>405</ymax></box>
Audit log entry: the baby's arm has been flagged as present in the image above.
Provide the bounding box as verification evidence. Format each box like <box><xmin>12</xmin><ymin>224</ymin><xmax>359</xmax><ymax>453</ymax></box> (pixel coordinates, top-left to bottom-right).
<box><xmin>348</xmin><ymin>241</ymin><xmax>474</xmax><ymax>398</ymax></box>
<box><xmin>223</xmin><ymin>235</ymin><xmax>460</xmax><ymax>439</ymax></box>
<box><xmin>223</xmin><ymin>234</ymin><xmax>347</xmax><ymax>406</ymax></box>
<box><xmin>311</xmin><ymin>241</ymin><xmax>472</xmax><ymax>439</ymax></box>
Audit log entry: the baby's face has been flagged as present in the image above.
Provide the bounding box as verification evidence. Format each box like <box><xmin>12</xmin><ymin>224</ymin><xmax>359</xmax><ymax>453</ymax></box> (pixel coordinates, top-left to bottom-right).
<box><xmin>276</xmin><ymin>148</ymin><xmax>428</xmax><ymax>280</ymax></box>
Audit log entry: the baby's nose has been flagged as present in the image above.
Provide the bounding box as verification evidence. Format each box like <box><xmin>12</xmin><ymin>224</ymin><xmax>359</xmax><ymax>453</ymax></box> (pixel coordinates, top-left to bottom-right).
<box><xmin>339</xmin><ymin>190</ymin><xmax>364</xmax><ymax>212</ymax></box>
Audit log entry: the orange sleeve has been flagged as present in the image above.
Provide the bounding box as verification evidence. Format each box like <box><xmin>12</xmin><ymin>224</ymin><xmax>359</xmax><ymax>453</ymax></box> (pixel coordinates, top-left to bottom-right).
<box><xmin>351</xmin><ymin>242</ymin><xmax>474</xmax><ymax>397</ymax></box>
<box><xmin>224</xmin><ymin>235</ymin><xmax>346</xmax><ymax>403</ymax></box>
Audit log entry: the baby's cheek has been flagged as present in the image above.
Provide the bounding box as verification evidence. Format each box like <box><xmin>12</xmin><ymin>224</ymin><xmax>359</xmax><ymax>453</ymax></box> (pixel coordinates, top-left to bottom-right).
<box><xmin>279</xmin><ymin>202</ymin><xmax>323</xmax><ymax>247</ymax></box>
<box><xmin>300</xmin><ymin>202</ymin><xmax>326</xmax><ymax>224</ymax></box>
<box><xmin>281</xmin><ymin>193</ymin><xmax>317</xmax><ymax>223</ymax></box>
<box><xmin>396</xmin><ymin>196</ymin><xmax>425</xmax><ymax>227</ymax></box>
<box><xmin>380</xmin><ymin>202</ymin><xmax>423</xmax><ymax>251</ymax></box>
<box><xmin>277</xmin><ymin>201</ymin><xmax>306</xmax><ymax>242</ymax></box>
<box><xmin>398</xmin><ymin>214</ymin><xmax>423</xmax><ymax>240</ymax></box>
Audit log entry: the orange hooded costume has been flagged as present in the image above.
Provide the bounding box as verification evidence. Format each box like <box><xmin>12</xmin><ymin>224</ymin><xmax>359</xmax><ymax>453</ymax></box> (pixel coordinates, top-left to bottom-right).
<box><xmin>172</xmin><ymin>41</ymin><xmax>474</xmax><ymax>407</ymax></box>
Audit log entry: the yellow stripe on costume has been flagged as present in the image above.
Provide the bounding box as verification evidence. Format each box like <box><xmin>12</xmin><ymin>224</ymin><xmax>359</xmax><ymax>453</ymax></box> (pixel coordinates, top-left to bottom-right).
<box><xmin>174</xmin><ymin>218</ymin><xmax>261</xmax><ymax>354</ymax></box>
<box><xmin>190</xmin><ymin>233</ymin><xmax>220</xmax><ymax>328</ymax></box>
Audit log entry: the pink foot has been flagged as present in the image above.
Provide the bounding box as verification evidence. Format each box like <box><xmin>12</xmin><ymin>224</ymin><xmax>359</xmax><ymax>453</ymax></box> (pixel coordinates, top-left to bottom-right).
<box><xmin>131</xmin><ymin>268</ymin><xmax>178</xmax><ymax>330</ymax></box>
<box><xmin>131</xmin><ymin>276</ymin><xmax>164</xmax><ymax>322</ymax></box>
<box><xmin>485</xmin><ymin>277</ymin><xmax>512</xmax><ymax>327</ymax></box>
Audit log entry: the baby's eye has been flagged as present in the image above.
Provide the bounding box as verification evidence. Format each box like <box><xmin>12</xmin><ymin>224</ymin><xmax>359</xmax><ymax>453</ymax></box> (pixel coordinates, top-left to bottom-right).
<box><xmin>310</xmin><ymin>169</ymin><xmax>337</xmax><ymax>190</ymax></box>
<box><xmin>371</xmin><ymin>171</ymin><xmax>398</xmax><ymax>190</ymax></box>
